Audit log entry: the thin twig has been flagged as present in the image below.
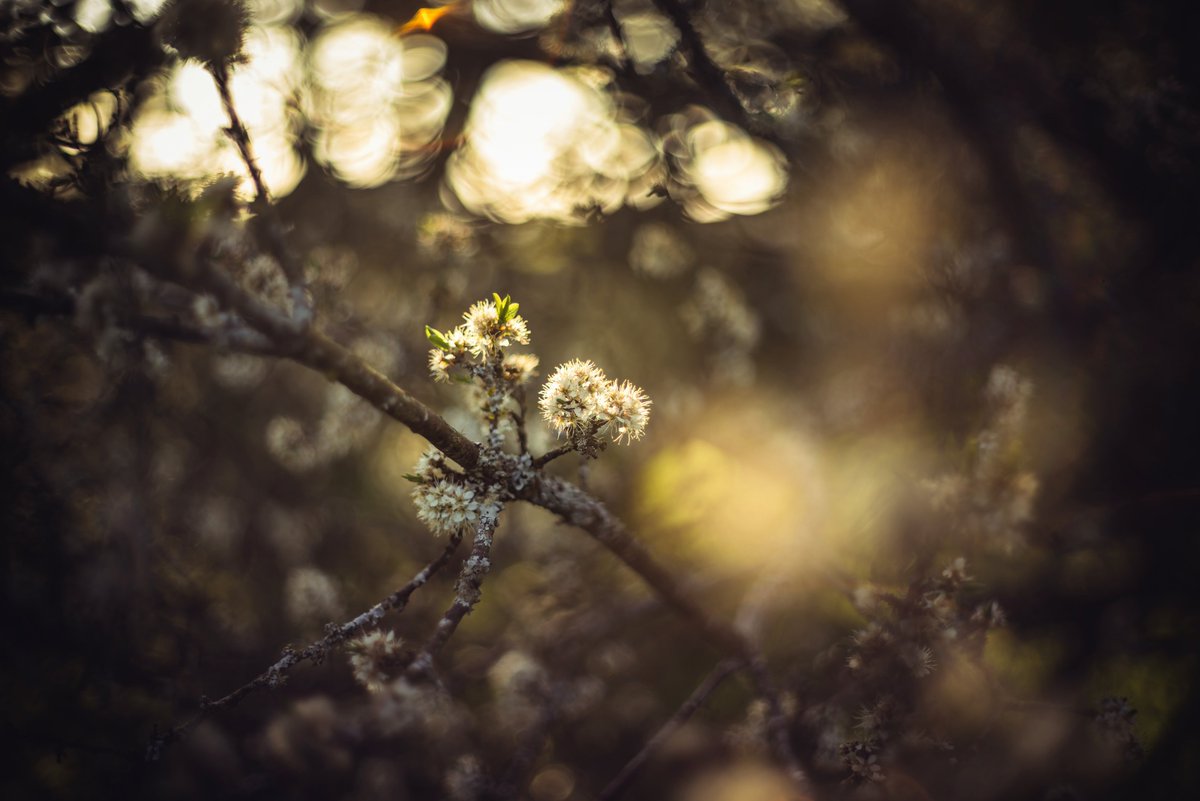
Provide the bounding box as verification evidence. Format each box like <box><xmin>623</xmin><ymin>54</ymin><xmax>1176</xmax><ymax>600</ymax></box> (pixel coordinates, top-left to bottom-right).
<box><xmin>149</xmin><ymin>530</ymin><xmax>464</xmax><ymax>756</ymax></box>
<box><xmin>210</xmin><ymin>63</ymin><xmax>268</xmax><ymax>205</ymax></box>
<box><xmin>532</xmin><ymin>443</ymin><xmax>573</xmax><ymax>469</ymax></box>
<box><xmin>209</xmin><ymin>62</ymin><xmax>312</xmax><ymax>326</ymax></box>
<box><xmin>511</xmin><ymin>384</ymin><xmax>529</xmax><ymax>454</ymax></box>
<box><xmin>600</xmin><ymin>659</ymin><xmax>743</xmax><ymax>800</ymax></box>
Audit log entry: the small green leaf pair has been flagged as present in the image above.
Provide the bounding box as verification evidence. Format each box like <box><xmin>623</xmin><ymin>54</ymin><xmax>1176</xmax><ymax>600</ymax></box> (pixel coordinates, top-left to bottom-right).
<box><xmin>425</xmin><ymin>325</ymin><xmax>451</xmax><ymax>351</ymax></box>
<box><xmin>492</xmin><ymin>292</ymin><xmax>519</xmax><ymax>323</ymax></box>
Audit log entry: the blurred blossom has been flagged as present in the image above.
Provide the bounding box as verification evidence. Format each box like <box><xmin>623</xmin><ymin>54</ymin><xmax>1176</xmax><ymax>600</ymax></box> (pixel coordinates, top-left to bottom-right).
<box><xmin>529</xmin><ymin>765</ymin><xmax>575</xmax><ymax>801</ymax></box>
<box><xmin>56</xmin><ymin>90</ymin><xmax>120</xmax><ymax>155</ymax></box>
<box><xmin>127</xmin><ymin>0</ymin><xmax>171</xmax><ymax>23</ymax></box>
<box><xmin>628</xmin><ymin>221</ymin><xmax>693</xmax><ymax>279</ymax></box>
<box><xmin>74</xmin><ymin>0</ymin><xmax>113</xmax><ymax>34</ymax></box>
<box><xmin>474</xmin><ymin>0</ymin><xmax>565</xmax><ymax>35</ymax></box>
<box><xmin>284</xmin><ymin>566</ymin><xmax>342</xmax><ymax>624</ymax></box>
<box><xmin>266</xmin><ymin>373</ymin><xmax>385</xmax><ymax>471</ymax></box>
<box><xmin>615</xmin><ymin>6</ymin><xmax>679</xmax><ymax>74</ymax></box>
<box><xmin>310</xmin><ymin>0</ymin><xmax>365</xmax><ymax>21</ymax></box>
<box><xmin>710</xmin><ymin>38</ymin><xmax>803</xmax><ymax>122</ymax></box>
<box><xmin>446</xmin><ymin>60</ymin><xmax>661</xmax><ymax>223</ymax></box>
<box><xmin>681</xmin><ymin>268</ymin><xmax>761</xmax><ymax>385</ymax></box>
<box><xmin>782</xmin><ymin>0</ymin><xmax>847</xmax><ymax>29</ymax></box>
<box><xmin>247</xmin><ymin>0</ymin><xmax>304</xmax><ymax>25</ymax></box>
<box><xmin>679</xmin><ymin>761</ymin><xmax>795</xmax><ymax>801</ymax></box>
<box><xmin>190</xmin><ymin>495</ymin><xmax>245</xmax><ymax>557</ymax></box>
<box><xmin>921</xmin><ymin>365</ymin><xmax>1039</xmax><ymax>551</ymax></box>
<box><xmin>210</xmin><ymin>352</ymin><xmax>268</xmax><ymax>389</ymax></box>
<box><xmin>445</xmin><ymin>755</ymin><xmax>487</xmax><ymax>801</ymax></box>
<box><xmin>488</xmin><ymin>649</ymin><xmax>546</xmax><ymax>697</ymax></box>
<box><xmin>261</xmin><ymin>697</ymin><xmax>352</xmax><ymax>773</ymax></box>
<box><xmin>662</xmin><ymin>110</ymin><xmax>788</xmax><ymax>221</ymax></box>
<box><xmin>261</xmin><ymin>504</ymin><xmax>320</xmax><ymax>566</ymax></box>
<box><xmin>129</xmin><ymin>24</ymin><xmax>306</xmax><ymax>197</ymax></box>
<box><xmin>306</xmin><ymin>19</ymin><xmax>452</xmax><ymax>186</ymax></box>
<box><xmin>418</xmin><ymin>212</ymin><xmax>480</xmax><ymax>261</ymax></box>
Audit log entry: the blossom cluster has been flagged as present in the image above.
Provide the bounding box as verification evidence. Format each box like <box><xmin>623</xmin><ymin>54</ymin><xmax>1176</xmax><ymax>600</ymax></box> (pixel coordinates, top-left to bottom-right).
<box><xmin>538</xmin><ymin>359</ymin><xmax>651</xmax><ymax>448</ymax></box>
<box><xmin>427</xmin><ymin>294</ymin><xmax>534</xmax><ymax>382</ymax></box>
<box><xmin>409</xmin><ymin>449</ymin><xmax>495</xmax><ymax>538</ymax></box>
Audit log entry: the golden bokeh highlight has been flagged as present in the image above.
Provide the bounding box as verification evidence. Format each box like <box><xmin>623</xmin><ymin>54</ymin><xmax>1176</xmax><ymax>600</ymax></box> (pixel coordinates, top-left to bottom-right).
<box><xmin>445</xmin><ymin>60</ymin><xmax>661</xmax><ymax>223</ymax></box>
<box><xmin>307</xmin><ymin>17</ymin><xmax>452</xmax><ymax>187</ymax></box>
<box><xmin>128</xmin><ymin>24</ymin><xmax>306</xmax><ymax>198</ymax></box>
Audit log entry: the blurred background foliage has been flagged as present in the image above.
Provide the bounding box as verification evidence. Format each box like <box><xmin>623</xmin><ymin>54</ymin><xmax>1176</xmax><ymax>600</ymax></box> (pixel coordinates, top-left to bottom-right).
<box><xmin>2</xmin><ymin>0</ymin><xmax>1200</xmax><ymax>799</ymax></box>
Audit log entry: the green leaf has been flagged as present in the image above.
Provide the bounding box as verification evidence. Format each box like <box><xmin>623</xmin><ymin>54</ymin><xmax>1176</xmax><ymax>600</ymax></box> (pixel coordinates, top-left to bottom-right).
<box><xmin>401</xmin><ymin>473</ymin><xmax>424</xmax><ymax>483</ymax></box>
<box><xmin>425</xmin><ymin>325</ymin><xmax>451</xmax><ymax>351</ymax></box>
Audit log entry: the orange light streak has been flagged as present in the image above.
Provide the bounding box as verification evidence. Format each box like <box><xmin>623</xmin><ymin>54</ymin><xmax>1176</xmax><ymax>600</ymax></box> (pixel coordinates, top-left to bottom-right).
<box><xmin>396</xmin><ymin>4</ymin><xmax>456</xmax><ymax>35</ymax></box>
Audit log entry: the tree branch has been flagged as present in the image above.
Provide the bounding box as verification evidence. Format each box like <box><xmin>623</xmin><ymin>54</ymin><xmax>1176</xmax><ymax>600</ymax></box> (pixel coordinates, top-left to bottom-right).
<box><xmin>600</xmin><ymin>658</ymin><xmax>743</xmax><ymax>800</ymax></box>
<box><xmin>149</xmin><ymin>529</ymin><xmax>465</xmax><ymax>757</ymax></box>
<box><xmin>408</xmin><ymin>509</ymin><xmax>501</xmax><ymax>678</ymax></box>
<box><xmin>0</xmin><ymin>288</ymin><xmax>279</xmax><ymax>355</ymax></box>
<box><xmin>210</xmin><ymin>61</ymin><xmax>312</xmax><ymax>326</ymax></box>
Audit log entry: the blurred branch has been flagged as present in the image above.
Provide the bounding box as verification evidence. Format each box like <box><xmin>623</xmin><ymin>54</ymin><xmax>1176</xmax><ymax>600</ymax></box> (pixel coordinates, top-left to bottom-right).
<box><xmin>0</xmin><ymin>21</ymin><xmax>165</xmax><ymax>171</ymax></box>
<box><xmin>150</xmin><ymin>529</ymin><xmax>465</xmax><ymax>757</ymax></box>
<box><xmin>209</xmin><ymin>63</ymin><xmax>269</xmax><ymax>207</ymax></box>
<box><xmin>600</xmin><ymin>658</ymin><xmax>743</xmax><ymax>800</ymax></box>
<box><xmin>209</xmin><ymin>61</ymin><xmax>313</xmax><ymax>326</ymax></box>
<box><xmin>0</xmin><ymin>287</ymin><xmax>279</xmax><ymax>354</ymax></box>
<box><xmin>649</xmin><ymin>0</ymin><xmax>761</xmax><ymax>133</ymax></box>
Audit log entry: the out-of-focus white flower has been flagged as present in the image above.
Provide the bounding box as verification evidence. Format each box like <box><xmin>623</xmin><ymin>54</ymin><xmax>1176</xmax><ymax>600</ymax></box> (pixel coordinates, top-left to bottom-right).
<box><xmin>348</xmin><ymin>630</ymin><xmax>402</xmax><ymax>692</ymax></box>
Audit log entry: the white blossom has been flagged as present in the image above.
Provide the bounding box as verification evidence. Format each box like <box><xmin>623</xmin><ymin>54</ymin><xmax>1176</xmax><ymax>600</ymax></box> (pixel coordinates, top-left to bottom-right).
<box><xmin>596</xmin><ymin>379</ymin><xmax>652</xmax><ymax>444</ymax></box>
<box><xmin>538</xmin><ymin>359</ymin><xmax>609</xmax><ymax>436</ymax></box>
<box><xmin>413</xmin><ymin>479</ymin><xmax>482</xmax><ymax>537</ymax></box>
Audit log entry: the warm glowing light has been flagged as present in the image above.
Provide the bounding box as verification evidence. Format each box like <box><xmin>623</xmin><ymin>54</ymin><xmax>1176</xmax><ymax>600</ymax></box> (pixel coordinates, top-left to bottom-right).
<box><xmin>636</xmin><ymin>407</ymin><xmax>826</xmax><ymax>575</ymax></box>
<box><xmin>129</xmin><ymin>24</ymin><xmax>306</xmax><ymax>198</ymax></box>
<box><xmin>307</xmin><ymin>16</ymin><xmax>452</xmax><ymax>186</ymax></box>
<box><xmin>397</xmin><ymin>4</ymin><xmax>456</xmax><ymax>35</ymax></box>
<box><xmin>616</xmin><ymin>10</ymin><xmax>679</xmax><ymax>73</ymax></box>
<box><xmin>659</xmin><ymin>110</ymin><xmax>789</xmax><ymax>221</ymax></box>
<box><xmin>130</xmin><ymin>110</ymin><xmax>214</xmax><ymax>177</ymax></box>
<box><xmin>446</xmin><ymin>61</ymin><xmax>661</xmax><ymax>223</ymax></box>
<box><xmin>473</xmin><ymin>0</ymin><xmax>565</xmax><ymax>34</ymax></box>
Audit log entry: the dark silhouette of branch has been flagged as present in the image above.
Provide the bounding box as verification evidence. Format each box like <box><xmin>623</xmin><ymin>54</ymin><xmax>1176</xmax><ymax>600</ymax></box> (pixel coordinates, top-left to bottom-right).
<box><xmin>0</xmin><ymin>288</ymin><xmax>278</xmax><ymax>354</ymax></box>
<box><xmin>649</xmin><ymin>0</ymin><xmax>759</xmax><ymax>131</ymax></box>
<box><xmin>148</xmin><ymin>529</ymin><xmax>465</xmax><ymax>757</ymax></box>
<box><xmin>600</xmin><ymin>658</ymin><xmax>743</xmax><ymax>800</ymax></box>
<box><xmin>0</xmin><ymin>22</ymin><xmax>164</xmax><ymax>171</ymax></box>
<box><xmin>209</xmin><ymin>60</ymin><xmax>312</xmax><ymax>324</ymax></box>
